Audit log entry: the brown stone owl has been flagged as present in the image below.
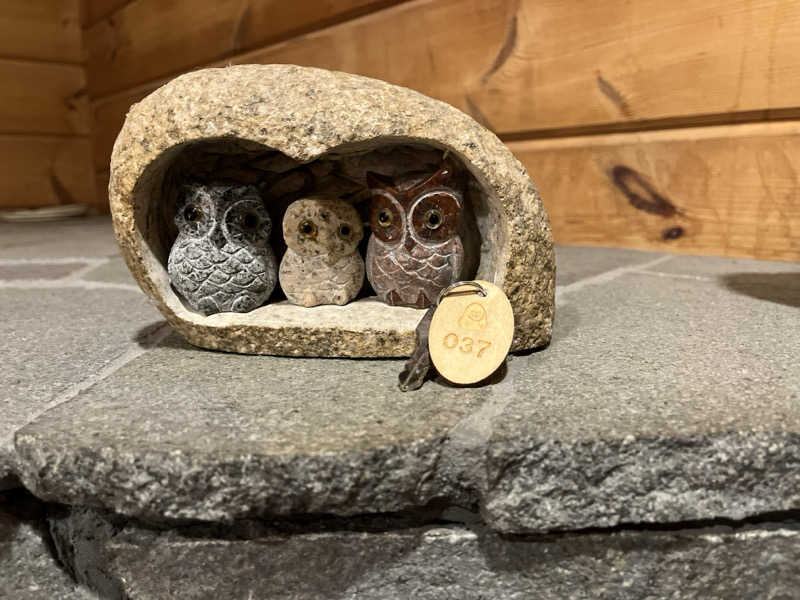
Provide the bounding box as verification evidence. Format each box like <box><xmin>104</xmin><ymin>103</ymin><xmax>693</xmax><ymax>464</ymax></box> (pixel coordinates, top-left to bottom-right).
<box><xmin>365</xmin><ymin>164</ymin><xmax>464</xmax><ymax>309</ymax></box>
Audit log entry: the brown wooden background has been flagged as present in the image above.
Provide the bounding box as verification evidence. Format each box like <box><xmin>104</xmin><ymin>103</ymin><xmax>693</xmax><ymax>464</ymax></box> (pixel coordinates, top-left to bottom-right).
<box><xmin>3</xmin><ymin>0</ymin><xmax>799</xmax><ymax>261</ymax></box>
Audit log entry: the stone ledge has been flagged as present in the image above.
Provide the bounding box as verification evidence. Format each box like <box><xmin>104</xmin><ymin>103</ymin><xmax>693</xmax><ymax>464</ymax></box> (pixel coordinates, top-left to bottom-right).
<box><xmin>50</xmin><ymin>505</ymin><xmax>800</xmax><ymax>600</ymax></box>
<box><xmin>0</xmin><ymin>490</ymin><xmax>96</xmax><ymax>599</ymax></box>
<box><xmin>12</xmin><ymin>252</ymin><xmax>800</xmax><ymax>532</ymax></box>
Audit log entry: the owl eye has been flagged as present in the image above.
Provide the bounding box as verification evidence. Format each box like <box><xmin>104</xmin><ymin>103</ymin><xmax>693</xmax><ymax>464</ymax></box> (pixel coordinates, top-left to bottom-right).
<box><xmin>377</xmin><ymin>209</ymin><xmax>393</xmax><ymax>227</ymax></box>
<box><xmin>241</xmin><ymin>212</ymin><xmax>260</xmax><ymax>232</ymax></box>
<box><xmin>424</xmin><ymin>208</ymin><xmax>443</xmax><ymax>230</ymax></box>
<box><xmin>183</xmin><ymin>204</ymin><xmax>202</xmax><ymax>223</ymax></box>
<box><xmin>299</xmin><ymin>220</ymin><xmax>317</xmax><ymax>237</ymax></box>
<box><xmin>338</xmin><ymin>224</ymin><xmax>352</xmax><ymax>239</ymax></box>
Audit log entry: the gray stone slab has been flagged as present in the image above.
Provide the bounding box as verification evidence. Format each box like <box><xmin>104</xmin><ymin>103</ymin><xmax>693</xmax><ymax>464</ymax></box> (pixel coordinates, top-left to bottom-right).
<box><xmin>1</xmin><ymin>288</ymin><xmax>162</xmax><ymax>481</ymax></box>
<box><xmin>16</xmin><ymin>335</ymin><xmax>490</xmax><ymax>521</ymax></box>
<box><xmin>13</xmin><ymin>251</ymin><xmax>800</xmax><ymax>532</ymax></box>
<box><xmin>0</xmin><ymin>217</ymin><xmax>118</xmax><ymax>259</ymax></box>
<box><xmin>81</xmin><ymin>257</ymin><xmax>137</xmax><ymax>286</ymax></box>
<box><xmin>555</xmin><ymin>245</ymin><xmax>663</xmax><ymax>287</ymax></box>
<box><xmin>644</xmin><ymin>253</ymin><xmax>800</xmax><ymax>309</ymax></box>
<box><xmin>645</xmin><ymin>252</ymin><xmax>800</xmax><ymax>277</ymax></box>
<box><xmin>49</xmin><ymin>506</ymin><xmax>800</xmax><ymax>600</ymax></box>
<box><xmin>483</xmin><ymin>270</ymin><xmax>800</xmax><ymax>531</ymax></box>
<box><xmin>0</xmin><ymin>491</ymin><xmax>96</xmax><ymax>600</ymax></box>
<box><xmin>0</xmin><ymin>263</ymin><xmax>87</xmax><ymax>280</ymax></box>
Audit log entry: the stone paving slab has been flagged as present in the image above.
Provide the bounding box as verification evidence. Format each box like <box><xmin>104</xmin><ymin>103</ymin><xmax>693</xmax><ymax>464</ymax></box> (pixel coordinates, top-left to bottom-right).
<box><xmin>81</xmin><ymin>257</ymin><xmax>137</xmax><ymax>287</ymax></box>
<box><xmin>16</xmin><ymin>334</ymin><xmax>490</xmax><ymax>521</ymax></box>
<box><xmin>0</xmin><ymin>263</ymin><xmax>88</xmax><ymax>281</ymax></box>
<box><xmin>0</xmin><ymin>218</ymin><xmax>119</xmax><ymax>260</ymax></box>
<box><xmin>49</xmin><ymin>506</ymin><xmax>800</xmax><ymax>600</ymax></box>
<box><xmin>0</xmin><ymin>490</ymin><xmax>96</xmax><ymax>600</ymax></box>
<box><xmin>0</xmin><ymin>288</ymin><xmax>162</xmax><ymax>483</ymax></box>
<box><xmin>483</xmin><ymin>270</ymin><xmax>800</xmax><ymax>531</ymax></box>
<box><xmin>12</xmin><ymin>251</ymin><xmax>800</xmax><ymax>532</ymax></box>
<box><xmin>644</xmin><ymin>252</ymin><xmax>800</xmax><ymax>277</ymax></box>
<box><xmin>555</xmin><ymin>245</ymin><xmax>664</xmax><ymax>286</ymax></box>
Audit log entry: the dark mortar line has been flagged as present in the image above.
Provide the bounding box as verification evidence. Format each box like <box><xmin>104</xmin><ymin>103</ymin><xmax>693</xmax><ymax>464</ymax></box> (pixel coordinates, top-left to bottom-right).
<box><xmin>32</xmin><ymin>494</ymin><xmax>800</xmax><ymax>543</ymax></box>
<box><xmin>499</xmin><ymin>510</ymin><xmax>800</xmax><ymax>541</ymax></box>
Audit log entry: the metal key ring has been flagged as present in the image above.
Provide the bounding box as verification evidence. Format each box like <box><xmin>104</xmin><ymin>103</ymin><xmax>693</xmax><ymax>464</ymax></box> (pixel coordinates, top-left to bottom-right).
<box><xmin>436</xmin><ymin>281</ymin><xmax>488</xmax><ymax>306</ymax></box>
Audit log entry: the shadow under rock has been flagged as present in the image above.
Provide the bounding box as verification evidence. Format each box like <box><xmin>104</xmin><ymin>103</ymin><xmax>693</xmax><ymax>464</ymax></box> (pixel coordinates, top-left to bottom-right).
<box><xmin>133</xmin><ymin>321</ymin><xmax>175</xmax><ymax>349</ymax></box>
<box><xmin>0</xmin><ymin>488</ymin><xmax>48</xmax><ymax>562</ymax></box>
<box><xmin>721</xmin><ymin>273</ymin><xmax>800</xmax><ymax>308</ymax></box>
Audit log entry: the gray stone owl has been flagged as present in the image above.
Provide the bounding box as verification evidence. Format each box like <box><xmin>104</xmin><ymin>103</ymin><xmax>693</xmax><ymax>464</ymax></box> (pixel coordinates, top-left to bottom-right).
<box><xmin>167</xmin><ymin>183</ymin><xmax>277</xmax><ymax>315</ymax></box>
<box><xmin>365</xmin><ymin>164</ymin><xmax>464</xmax><ymax>309</ymax></box>
<box><xmin>278</xmin><ymin>197</ymin><xmax>364</xmax><ymax>307</ymax></box>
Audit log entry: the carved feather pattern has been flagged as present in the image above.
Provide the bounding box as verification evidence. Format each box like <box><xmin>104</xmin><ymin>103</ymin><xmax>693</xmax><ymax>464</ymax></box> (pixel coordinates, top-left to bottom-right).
<box><xmin>367</xmin><ymin>235</ymin><xmax>463</xmax><ymax>308</ymax></box>
<box><xmin>168</xmin><ymin>237</ymin><xmax>277</xmax><ymax>314</ymax></box>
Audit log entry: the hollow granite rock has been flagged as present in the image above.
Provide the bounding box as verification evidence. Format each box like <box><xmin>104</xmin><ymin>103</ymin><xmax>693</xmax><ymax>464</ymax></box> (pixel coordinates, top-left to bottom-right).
<box><xmin>109</xmin><ymin>64</ymin><xmax>554</xmax><ymax>357</ymax></box>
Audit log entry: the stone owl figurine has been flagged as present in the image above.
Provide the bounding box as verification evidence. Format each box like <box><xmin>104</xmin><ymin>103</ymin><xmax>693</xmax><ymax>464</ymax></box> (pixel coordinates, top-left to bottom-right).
<box><xmin>279</xmin><ymin>197</ymin><xmax>364</xmax><ymax>307</ymax></box>
<box><xmin>365</xmin><ymin>164</ymin><xmax>464</xmax><ymax>309</ymax></box>
<box><xmin>167</xmin><ymin>183</ymin><xmax>277</xmax><ymax>315</ymax></box>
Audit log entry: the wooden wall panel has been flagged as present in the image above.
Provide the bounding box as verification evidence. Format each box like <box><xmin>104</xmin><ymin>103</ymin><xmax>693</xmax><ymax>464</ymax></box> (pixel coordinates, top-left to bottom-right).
<box><xmin>89</xmin><ymin>0</ymin><xmax>800</xmax><ymax>132</ymax></box>
<box><xmin>89</xmin><ymin>0</ymin><xmax>800</xmax><ymax>171</ymax></box>
<box><xmin>510</xmin><ymin>122</ymin><xmax>800</xmax><ymax>261</ymax></box>
<box><xmin>475</xmin><ymin>0</ymin><xmax>800</xmax><ymax>135</ymax></box>
<box><xmin>84</xmin><ymin>0</ymin><xmax>800</xmax><ymax>256</ymax></box>
<box><xmin>0</xmin><ymin>137</ymin><xmax>96</xmax><ymax>209</ymax></box>
<box><xmin>83</xmin><ymin>0</ymin><xmax>132</xmax><ymax>27</ymax></box>
<box><xmin>0</xmin><ymin>60</ymin><xmax>90</xmax><ymax>136</ymax></box>
<box><xmin>0</xmin><ymin>0</ymin><xmax>83</xmax><ymax>63</ymax></box>
<box><xmin>85</xmin><ymin>0</ymin><xmax>407</xmax><ymax>97</ymax></box>
<box><xmin>89</xmin><ymin>0</ymin><xmax>513</xmax><ymax>169</ymax></box>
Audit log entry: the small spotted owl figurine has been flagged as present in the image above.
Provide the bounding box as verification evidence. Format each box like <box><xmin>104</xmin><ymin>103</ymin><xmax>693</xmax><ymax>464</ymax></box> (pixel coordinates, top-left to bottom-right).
<box><xmin>366</xmin><ymin>164</ymin><xmax>464</xmax><ymax>309</ymax></box>
<box><xmin>167</xmin><ymin>183</ymin><xmax>277</xmax><ymax>315</ymax></box>
<box><xmin>279</xmin><ymin>197</ymin><xmax>364</xmax><ymax>307</ymax></box>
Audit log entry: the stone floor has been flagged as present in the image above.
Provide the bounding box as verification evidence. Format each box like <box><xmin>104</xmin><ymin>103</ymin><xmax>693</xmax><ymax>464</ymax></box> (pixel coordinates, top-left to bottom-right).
<box><xmin>2</xmin><ymin>216</ymin><xmax>800</xmax><ymax>599</ymax></box>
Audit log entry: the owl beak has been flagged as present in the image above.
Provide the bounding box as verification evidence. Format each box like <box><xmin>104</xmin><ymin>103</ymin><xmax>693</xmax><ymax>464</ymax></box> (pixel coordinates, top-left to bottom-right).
<box><xmin>404</xmin><ymin>236</ymin><xmax>416</xmax><ymax>252</ymax></box>
<box><xmin>210</xmin><ymin>228</ymin><xmax>226</xmax><ymax>250</ymax></box>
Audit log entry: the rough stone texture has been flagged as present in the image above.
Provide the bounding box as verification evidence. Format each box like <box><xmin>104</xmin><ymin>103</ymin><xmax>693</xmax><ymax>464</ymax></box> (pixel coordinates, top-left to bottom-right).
<box><xmin>13</xmin><ymin>252</ymin><xmax>800</xmax><ymax>532</ymax></box>
<box><xmin>0</xmin><ymin>289</ymin><xmax>161</xmax><ymax>484</ymax></box>
<box><xmin>0</xmin><ymin>490</ymin><xmax>96</xmax><ymax>599</ymax></box>
<box><xmin>49</xmin><ymin>506</ymin><xmax>800</xmax><ymax>600</ymax></box>
<box><xmin>0</xmin><ymin>263</ymin><xmax>87</xmax><ymax>280</ymax></box>
<box><xmin>482</xmin><ymin>268</ymin><xmax>800</xmax><ymax>532</ymax></box>
<box><xmin>16</xmin><ymin>333</ymin><xmax>488</xmax><ymax>521</ymax></box>
<box><xmin>555</xmin><ymin>245</ymin><xmax>664</xmax><ymax>286</ymax></box>
<box><xmin>109</xmin><ymin>64</ymin><xmax>555</xmax><ymax>357</ymax></box>
<box><xmin>82</xmin><ymin>257</ymin><xmax>137</xmax><ymax>286</ymax></box>
<box><xmin>279</xmin><ymin>197</ymin><xmax>365</xmax><ymax>308</ymax></box>
<box><xmin>0</xmin><ymin>217</ymin><xmax>118</xmax><ymax>259</ymax></box>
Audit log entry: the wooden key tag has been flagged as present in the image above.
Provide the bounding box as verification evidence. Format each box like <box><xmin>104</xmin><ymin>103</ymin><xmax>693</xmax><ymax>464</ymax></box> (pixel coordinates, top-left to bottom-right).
<box><xmin>428</xmin><ymin>280</ymin><xmax>514</xmax><ymax>385</ymax></box>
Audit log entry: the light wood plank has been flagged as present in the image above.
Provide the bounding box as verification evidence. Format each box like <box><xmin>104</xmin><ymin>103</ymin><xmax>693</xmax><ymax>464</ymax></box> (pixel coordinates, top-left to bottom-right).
<box><xmin>0</xmin><ymin>0</ymin><xmax>83</xmax><ymax>63</ymax></box>
<box><xmin>0</xmin><ymin>136</ymin><xmax>96</xmax><ymax>209</ymax></box>
<box><xmin>474</xmin><ymin>0</ymin><xmax>800</xmax><ymax>134</ymax></box>
<box><xmin>509</xmin><ymin>122</ymin><xmax>800</xmax><ymax>262</ymax></box>
<box><xmin>0</xmin><ymin>60</ymin><xmax>90</xmax><ymax>135</ymax></box>
<box><xmin>88</xmin><ymin>0</ymin><xmax>512</xmax><ymax>168</ymax></box>
<box><xmin>90</xmin><ymin>0</ymin><xmax>800</xmax><ymax>133</ymax></box>
<box><xmin>85</xmin><ymin>0</ymin><xmax>404</xmax><ymax>97</ymax></box>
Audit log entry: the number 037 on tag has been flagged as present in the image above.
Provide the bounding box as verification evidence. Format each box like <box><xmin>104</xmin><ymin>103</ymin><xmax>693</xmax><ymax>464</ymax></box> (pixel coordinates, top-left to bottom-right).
<box><xmin>428</xmin><ymin>280</ymin><xmax>515</xmax><ymax>385</ymax></box>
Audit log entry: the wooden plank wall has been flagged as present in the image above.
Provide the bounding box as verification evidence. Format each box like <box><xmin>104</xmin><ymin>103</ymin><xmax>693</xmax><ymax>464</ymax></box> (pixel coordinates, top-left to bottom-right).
<box><xmin>83</xmin><ymin>0</ymin><xmax>800</xmax><ymax>261</ymax></box>
<box><xmin>0</xmin><ymin>1</ymin><xmax>96</xmax><ymax>210</ymax></box>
